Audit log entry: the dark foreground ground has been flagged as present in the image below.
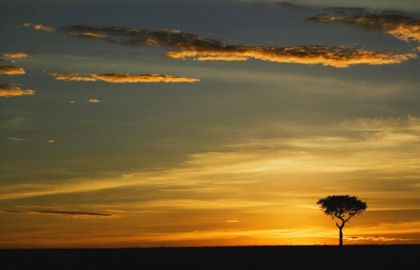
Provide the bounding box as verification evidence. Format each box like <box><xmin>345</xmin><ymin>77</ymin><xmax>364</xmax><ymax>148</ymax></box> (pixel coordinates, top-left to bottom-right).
<box><xmin>1</xmin><ymin>245</ymin><xmax>419</xmax><ymax>270</ymax></box>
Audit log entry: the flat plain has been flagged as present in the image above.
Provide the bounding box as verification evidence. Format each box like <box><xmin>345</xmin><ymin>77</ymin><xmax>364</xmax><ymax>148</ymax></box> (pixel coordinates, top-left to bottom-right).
<box><xmin>1</xmin><ymin>245</ymin><xmax>419</xmax><ymax>270</ymax></box>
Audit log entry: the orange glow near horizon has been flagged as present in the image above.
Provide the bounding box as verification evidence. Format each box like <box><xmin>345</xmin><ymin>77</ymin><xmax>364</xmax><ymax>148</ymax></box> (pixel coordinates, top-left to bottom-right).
<box><xmin>2</xmin><ymin>116</ymin><xmax>420</xmax><ymax>247</ymax></box>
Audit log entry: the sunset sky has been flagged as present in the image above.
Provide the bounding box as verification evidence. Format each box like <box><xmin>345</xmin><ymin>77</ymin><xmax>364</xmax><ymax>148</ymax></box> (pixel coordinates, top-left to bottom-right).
<box><xmin>1</xmin><ymin>0</ymin><xmax>420</xmax><ymax>248</ymax></box>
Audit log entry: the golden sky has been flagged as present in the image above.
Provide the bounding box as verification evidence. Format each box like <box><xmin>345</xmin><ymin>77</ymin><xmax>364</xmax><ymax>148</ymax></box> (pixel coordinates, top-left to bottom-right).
<box><xmin>0</xmin><ymin>0</ymin><xmax>420</xmax><ymax>247</ymax></box>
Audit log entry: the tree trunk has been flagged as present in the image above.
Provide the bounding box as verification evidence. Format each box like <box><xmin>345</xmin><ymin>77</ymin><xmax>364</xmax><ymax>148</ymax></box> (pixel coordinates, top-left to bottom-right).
<box><xmin>339</xmin><ymin>227</ymin><xmax>343</xmax><ymax>246</ymax></box>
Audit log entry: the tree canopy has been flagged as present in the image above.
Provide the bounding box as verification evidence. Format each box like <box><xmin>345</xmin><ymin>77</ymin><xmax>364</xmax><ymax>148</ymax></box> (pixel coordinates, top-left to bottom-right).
<box><xmin>317</xmin><ymin>195</ymin><xmax>367</xmax><ymax>221</ymax></box>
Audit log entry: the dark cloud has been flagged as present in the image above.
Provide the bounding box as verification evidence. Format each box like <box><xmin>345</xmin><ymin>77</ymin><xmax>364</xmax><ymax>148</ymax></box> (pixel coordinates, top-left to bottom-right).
<box><xmin>277</xmin><ymin>1</ymin><xmax>306</xmax><ymax>9</ymax></box>
<box><xmin>237</xmin><ymin>1</ymin><xmax>307</xmax><ymax>9</ymax></box>
<box><xmin>267</xmin><ymin>0</ymin><xmax>420</xmax><ymax>11</ymax></box>
<box><xmin>34</xmin><ymin>209</ymin><xmax>112</xmax><ymax>217</ymax></box>
<box><xmin>2</xmin><ymin>209</ymin><xmax>112</xmax><ymax>217</ymax></box>
<box><xmin>60</xmin><ymin>25</ymin><xmax>416</xmax><ymax>68</ymax></box>
<box><xmin>61</xmin><ymin>25</ymin><xmax>224</xmax><ymax>49</ymax></box>
<box><xmin>310</xmin><ymin>9</ymin><xmax>420</xmax><ymax>42</ymax></box>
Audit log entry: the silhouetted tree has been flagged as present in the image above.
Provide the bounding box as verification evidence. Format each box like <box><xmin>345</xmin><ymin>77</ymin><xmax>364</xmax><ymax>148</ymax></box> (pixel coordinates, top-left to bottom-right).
<box><xmin>317</xmin><ymin>195</ymin><xmax>367</xmax><ymax>246</ymax></box>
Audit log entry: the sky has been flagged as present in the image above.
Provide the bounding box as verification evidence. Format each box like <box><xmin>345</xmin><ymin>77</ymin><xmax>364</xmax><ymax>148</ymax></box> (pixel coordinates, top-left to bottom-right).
<box><xmin>0</xmin><ymin>0</ymin><xmax>420</xmax><ymax>247</ymax></box>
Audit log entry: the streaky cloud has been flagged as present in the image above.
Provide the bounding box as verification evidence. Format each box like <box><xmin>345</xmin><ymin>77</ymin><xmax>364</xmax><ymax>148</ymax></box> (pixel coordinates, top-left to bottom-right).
<box><xmin>276</xmin><ymin>1</ymin><xmax>306</xmax><ymax>10</ymax></box>
<box><xmin>34</xmin><ymin>209</ymin><xmax>112</xmax><ymax>217</ymax></box>
<box><xmin>340</xmin><ymin>115</ymin><xmax>420</xmax><ymax>131</ymax></box>
<box><xmin>61</xmin><ymin>25</ymin><xmax>416</xmax><ymax>68</ymax></box>
<box><xmin>0</xmin><ymin>52</ymin><xmax>31</xmax><ymax>60</ymax></box>
<box><xmin>0</xmin><ymin>83</ymin><xmax>35</xmax><ymax>97</ymax></box>
<box><xmin>92</xmin><ymin>73</ymin><xmax>200</xmax><ymax>83</ymax></box>
<box><xmin>310</xmin><ymin>9</ymin><xmax>420</xmax><ymax>43</ymax></box>
<box><xmin>2</xmin><ymin>116</ymin><xmax>420</xmax><ymax>201</ymax></box>
<box><xmin>236</xmin><ymin>1</ymin><xmax>307</xmax><ymax>10</ymax></box>
<box><xmin>49</xmin><ymin>72</ymin><xmax>200</xmax><ymax>83</ymax></box>
<box><xmin>3</xmin><ymin>209</ymin><xmax>112</xmax><ymax>217</ymax></box>
<box><xmin>22</xmin><ymin>22</ymin><xmax>55</xmax><ymax>32</ymax></box>
<box><xmin>0</xmin><ymin>66</ymin><xmax>25</xmax><ymax>75</ymax></box>
<box><xmin>345</xmin><ymin>235</ymin><xmax>411</xmax><ymax>242</ymax></box>
<box><xmin>49</xmin><ymin>72</ymin><xmax>97</xmax><ymax>82</ymax></box>
<box><xmin>69</xmin><ymin>31</ymin><xmax>110</xmax><ymax>40</ymax></box>
<box><xmin>7</xmin><ymin>137</ymin><xmax>26</xmax><ymax>142</ymax></box>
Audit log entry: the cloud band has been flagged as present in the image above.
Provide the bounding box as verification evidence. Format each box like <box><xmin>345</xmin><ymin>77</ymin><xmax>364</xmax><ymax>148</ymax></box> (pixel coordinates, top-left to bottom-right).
<box><xmin>49</xmin><ymin>73</ymin><xmax>200</xmax><ymax>83</ymax></box>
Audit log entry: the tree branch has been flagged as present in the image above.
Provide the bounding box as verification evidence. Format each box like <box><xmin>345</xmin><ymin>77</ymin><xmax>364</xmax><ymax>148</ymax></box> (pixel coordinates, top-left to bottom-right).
<box><xmin>335</xmin><ymin>214</ymin><xmax>346</xmax><ymax>228</ymax></box>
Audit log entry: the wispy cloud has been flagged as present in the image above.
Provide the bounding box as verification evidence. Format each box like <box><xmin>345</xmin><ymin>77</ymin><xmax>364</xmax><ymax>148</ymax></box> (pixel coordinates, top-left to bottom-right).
<box><xmin>0</xmin><ymin>52</ymin><xmax>31</xmax><ymax>60</ymax></box>
<box><xmin>0</xmin><ymin>66</ymin><xmax>25</xmax><ymax>75</ymax></box>
<box><xmin>0</xmin><ymin>83</ymin><xmax>35</xmax><ymax>97</ymax></box>
<box><xmin>1</xmin><ymin>116</ymin><xmax>420</xmax><ymax>201</ymax></box>
<box><xmin>49</xmin><ymin>73</ymin><xmax>96</xmax><ymax>82</ymax></box>
<box><xmin>345</xmin><ymin>235</ymin><xmax>411</xmax><ymax>242</ymax></box>
<box><xmin>69</xmin><ymin>31</ymin><xmax>109</xmax><ymax>40</ymax></box>
<box><xmin>310</xmin><ymin>9</ymin><xmax>420</xmax><ymax>43</ymax></box>
<box><xmin>341</xmin><ymin>115</ymin><xmax>420</xmax><ymax>131</ymax></box>
<box><xmin>225</xmin><ymin>219</ymin><xmax>242</xmax><ymax>223</ymax></box>
<box><xmin>1</xmin><ymin>115</ymin><xmax>420</xmax><ymax>246</ymax></box>
<box><xmin>230</xmin><ymin>116</ymin><xmax>420</xmax><ymax>151</ymax></box>
<box><xmin>61</xmin><ymin>25</ymin><xmax>416</xmax><ymax>68</ymax></box>
<box><xmin>4</xmin><ymin>116</ymin><xmax>28</xmax><ymax>129</ymax></box>
<box><xmin>22</xmin><ymin>22</ymin><xmax>55</xmax><ymax>32</ymax></box>
<box><xmin>49</xmin><ymin>73</ymin><xmax>200</xmax><ymax>83</ymax></box>
<box><xmin>7</xmin><ymin>137</ymin><xmax>26</xmax><ymax>142</ymax></box>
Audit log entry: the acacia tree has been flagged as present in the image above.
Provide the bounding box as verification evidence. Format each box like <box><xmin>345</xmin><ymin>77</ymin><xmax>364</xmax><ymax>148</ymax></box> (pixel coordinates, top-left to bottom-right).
<box><xmin>317</xmin><ymin>195</ymin><xmax>367</xmax><ymax>246</ymax></box>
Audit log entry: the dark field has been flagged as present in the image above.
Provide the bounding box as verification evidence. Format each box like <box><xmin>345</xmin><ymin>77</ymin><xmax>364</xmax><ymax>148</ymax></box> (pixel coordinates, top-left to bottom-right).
<box><xmin>1</xmin><ymin>245</ymin><xmax>419</xmax><ymax>270</ymax></box>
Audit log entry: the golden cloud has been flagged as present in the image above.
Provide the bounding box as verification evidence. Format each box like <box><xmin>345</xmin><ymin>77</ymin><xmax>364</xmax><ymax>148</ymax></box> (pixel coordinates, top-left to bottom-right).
<box><xmin>61</xmin><ymin>25</ymin><xmax>416</xmax><ymax>68</ymax></box>
<box><xmin>92</xmin><ymin>73</ymin><xmax>200</xmax><ymax>83</ymax></box>
<box><xmin>0</xmin><ymin>52</ymin><xmax>31</xmax><ymax>60</ymax></box>
<box><xmin>0</xmin><ymin>66</ymin><xmax>25</xmax><ymax>75</ymax></box>
<box><xmin>49</xmin><ymin>73</ymin><xmax>97</xmax><ymax>82</ymax></box>
<box><xmin>166</xmin><ymin>46</ymin><xmax>415</xmax><ymax>68</ymax></box>
<box><xmin>345</xmin><ymin>235</ymin><xmax>411</xmax><ymax>242</ymax></box>
<box><xmin>87</xmin><ymin>98</ymin><xmax>101</xmax><ymax>104</ymax></box>
<box><xmin>310</xmin><ymin>12</ymin><xmax>420</xmax><ymax>43</ymax></box>
<box><xmin>49</xmin><ymin>73</ymin><xmax>200</xmax><ymax>83</ymax></box>
<box><xmin>69</xmin><ymin>31</ymin><xmax>110</xmax><ymax>40</ymax></box>
<box><xmin>22</xmin><ymin>22</ymin><xmax>55</xmax><ymax>32</ymax></box>
<box><xmin>0</xmin><ymin>83</ymin><xmax>35</xmax><ymax>97</ymax></box>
